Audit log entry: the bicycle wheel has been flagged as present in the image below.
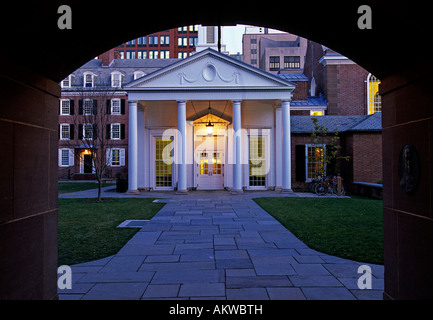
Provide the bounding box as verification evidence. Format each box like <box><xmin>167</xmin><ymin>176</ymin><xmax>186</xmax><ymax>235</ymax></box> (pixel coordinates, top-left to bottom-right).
<box><xmin>332</xmin><ymin>184</ymin><xmax>345</xmax><ymax>196</ymax></box>
<box><xmin>315</xmin><ymin>182</ymin><xmax>327</xmax><ymax>196</ymax></box>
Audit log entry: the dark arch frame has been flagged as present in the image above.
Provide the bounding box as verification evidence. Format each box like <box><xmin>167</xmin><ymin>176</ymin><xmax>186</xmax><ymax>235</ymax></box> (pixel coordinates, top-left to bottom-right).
<box><xmin>1</xmin><ymin>0</ymin><xmax>433</xmax><ymax>300</ymax></box>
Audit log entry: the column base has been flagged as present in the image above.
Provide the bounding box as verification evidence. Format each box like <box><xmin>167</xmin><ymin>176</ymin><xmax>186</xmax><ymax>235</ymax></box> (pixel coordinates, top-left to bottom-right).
<box><xmin>281</xmin><ymin>189</ymin><xmax>293</xmax><ymax>194</ymax></box>
<box><xmin>126</xmin><ymin>189</ymin><xmax>140</xmax><ymax>195</ymax></box>
<box><xmin>176</xmin><ymin>189</ymin><xmax>188</xmax><ymax>195</ymax></box>
<box><xmin>230</xmin><ymin>189</ymin><xmax>243</xmax><ymax>194</ymax></box>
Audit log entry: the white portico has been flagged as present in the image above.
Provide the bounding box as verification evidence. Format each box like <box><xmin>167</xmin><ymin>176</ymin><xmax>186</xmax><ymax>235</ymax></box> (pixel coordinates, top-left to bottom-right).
<box><xmin>124</xmin><ymin>49</ymin><xmax>295</xmax><ymax>193</ymax></box>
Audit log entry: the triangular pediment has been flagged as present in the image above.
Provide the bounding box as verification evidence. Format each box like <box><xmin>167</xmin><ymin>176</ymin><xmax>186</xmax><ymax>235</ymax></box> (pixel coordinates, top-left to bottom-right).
<box><xmin>124</xmin><ymin>48</ymin><xmax>296</xmax><ymax>90</ymax></box>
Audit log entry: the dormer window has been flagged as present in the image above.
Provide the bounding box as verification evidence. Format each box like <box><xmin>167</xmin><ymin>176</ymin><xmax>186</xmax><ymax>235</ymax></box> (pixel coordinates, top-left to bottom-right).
<box><xmin>133</xmin><ymin>71</ymin><xmax>145</xmax><ymax>80</ymax></box>
<box><xmin>111</xmin><ymin>72</ymin><xmax>124</xmax><ymax>88</ymax></box>
<box><xmin>61</xmin><ymin>75</ymin><xmax>72</xmax><ymax>88</ymax></box>
<box><xmin>83</xmin><ymin>72</ymin><xmax>96</xmax><ymax>88</ymax></box>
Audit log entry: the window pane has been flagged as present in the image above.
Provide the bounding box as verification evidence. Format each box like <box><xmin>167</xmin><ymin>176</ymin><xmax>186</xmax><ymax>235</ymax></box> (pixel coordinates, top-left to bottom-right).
<box><xmin>155</xmin><ymin>138</ymin><xmax>172</xmax><ymax>187</ymax></box>
<box><xmin>249</xmin><ymin>137</ymin><xmax>266</xmax><ymax>186</ymax></box>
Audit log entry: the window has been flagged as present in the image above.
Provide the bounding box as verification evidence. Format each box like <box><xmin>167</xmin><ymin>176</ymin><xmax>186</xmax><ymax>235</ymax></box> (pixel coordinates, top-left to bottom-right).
<box><xmin>117</xmin><ymin>51</ymin><xmax>125</xmax><ymax>59</ymax></box>
<box><xmin>160</xmin><ymin>50</ymin><xmax>169</xmax><ymax>59</ymax></box>
<box><xmin>137</xmin><ymin>50</ymin><xmax>147</xmax><ymax>59</ymax></box>
<box><xmin>107</xmin><ymin>148</ymin><xmax>125</xmax><ymax>166</ymax></box>
<box><xmin>155</xmin><ymin>138</ymin><xmax>173</xmax><ymax>188</ymax></box>
<box><xmin>60</xmin><ymin>124</ymin><xmax>71</xmax><ymax>140</ymax></box>
<box><xmin>251</xmin><ymin>38</ymin><xmax>257</xmax><ymax>44</ymax></box>
<box><xmin>189</xmin><ymin>25</ymin><xmax>199</xmax><ymax>32</ymax></box>
<box><xmin>60</xmin><ymin>99</ymin><xmax>70</xmax><ymax>115</ymax></box>
<box><xmin>306</xmin><ymin>144</ymin><xmax>326</xmax><ymax>180</ymax></box>
<box><xmin>133</xmin><ymin>71</ymin><xmax>145</xmax><ymax>80</ymax></box>
<box><xmin>189</xmin><ymin>36</ymin><xmax>198</xmax><ymax>47</ymax></box>
<box><xmin>178</xmin><ymin>37</ymin><xmax>187</xmax><ymax>47</ymax></box>
<box><xmin>83</xmin><ymin>124</ymin><xmax>93</xmax><ymax>140</ymax></box>
<box><xmin>83</xmin><ymin>99</ymin><xmax>93</xmax><ymax>115</ymax></box>
<box><xmin>111</xmin><ymin>99</ymin><xmax>121</xmax><ymax>114</ymax></box>
<box><xmin>310</xmin><ymin>111</ymin><xmax>324</xmax><ymax>116</ymax></box>
<box><xmin>284</xmin><ymin>56</ymin><xmax>301</xmax><ymax>69</ymax></box>
<box><xmin>269</xmin><ymin>56</ymin><xmax>280</xmax><ymax>71</ymax></box>
<box><xmin>149</xmin><ymin>35</ymin><xmax>158</xmax><ymax>46</ymax></box>
<box><xmin>178</xmin><ymin>26</ymin><xmax>187</xmax><ymax>33</ymax></box>
<box><xmin>111</xmin><ymin>72</ymin><xmax>123</xmax><ymax>88</ymax></box>
<box><xmin>61</xmin><ymin>75</ymin><xmax>72</xmax><ymax>88</ymax></box>
<box><xmin>149</xmin><ymin>50</ymin><xmax>158</xmax><ymax>59</ymax></box>
<box><xmin>83</xmin><ymin>73</ymin><xmax>94</xmax><ymax>88</ymax></box>
<box><xmin>126</xmin><ymin>50</ymin><xmax>135</xmax><ymax>59</ymax></box>
<box><xmin>59</xmin><ymin>148</ymin><xmax>74</xmax><ymax>167</ymax></box>
<box><xmin>249</xmin><ymin>136</ymin><xmax>267</xmax><ymax>187</ymax></box>
<box><xmin>160</xmin><ymin>35</ymin><xmax>169</xmax><ymax>46</ymax></box>
<box><xmin>111</xmin><ymin>123</ymin><xmax>121</xmax><ymax>140</ymax></box>
<box><xmin>251</xmin><ymin>49</ymin><xmax>257</xmax><ymax>54</ymax></box>
<box><xmin>137</xmin><ymin>36</ymin><xmax>147</xmax><ymax>45</ymax></box>
<box><xmin>126</xmin><ymin>39</ymin><xmax>135</xmax><ymax>46</ymax></box>
<box><xmin>367</xmin><ymin>73</ymin><xmax>381</xmax><ymax>114</ymax></box>
<box><xmin>206</xmin><ymin>26</ymin><xmax>215</xmax><ymax>44</ymax></box>
<box><xmin>178</xmin><ymin>51</ymin><xmax>188</xmax><ymax>59</ymax></box>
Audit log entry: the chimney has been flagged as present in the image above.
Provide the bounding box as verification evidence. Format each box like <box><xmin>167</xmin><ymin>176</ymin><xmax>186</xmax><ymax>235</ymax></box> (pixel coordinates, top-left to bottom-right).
<box><xmin>101</xmin><ymin>48</ymin><xmax>116</xmax><ymax>67</ymax></box>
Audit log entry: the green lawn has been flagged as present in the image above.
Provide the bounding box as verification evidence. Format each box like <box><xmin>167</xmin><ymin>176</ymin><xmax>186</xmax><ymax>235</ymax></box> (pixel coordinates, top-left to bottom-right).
<box><xmin>254</xmin><ymin>197</ymin><xmax>383</xmax><ymax>264</ymax></box>
<box><xmin>58</xmin><ymin>198</ymin><xmax>165</xmax><ymax>266</ymax></box>
<box><xmin>58</xmin><ymin>182</ymin><xmax>115</xmax><ymax>194</ymax></box>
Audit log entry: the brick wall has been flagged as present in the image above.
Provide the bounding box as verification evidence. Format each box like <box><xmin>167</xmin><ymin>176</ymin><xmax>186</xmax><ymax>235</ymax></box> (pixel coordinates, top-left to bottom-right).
<box><xmin>352</xmin><ymin>132</ymin><xmax>382</xmax><ymax>183</ymax></box>
<box><xmin>326</xmin><ymin>64</ymin><xmax>369</xmax><ymax>115</ymax></box>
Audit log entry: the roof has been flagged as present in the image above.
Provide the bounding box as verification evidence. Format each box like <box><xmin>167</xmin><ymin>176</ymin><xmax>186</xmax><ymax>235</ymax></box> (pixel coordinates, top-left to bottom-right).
<box><xmin>291</xmin><ymin>112</ymin><xmax>382</xmax><ymax>133</ymax></box>
<box><xmin>276</xmin><ymin>73</ymin><xmax>309</xmax><ymax>81</ymax></box>
<box><xmin>63</xmin><ymin>58</ymin><xmax>181</xmax><ymax>89</ymax></box>
<box><xmin>291</xmin><ymin>95</ymin><xmax>327</xmax><ymax>107</ymax></box>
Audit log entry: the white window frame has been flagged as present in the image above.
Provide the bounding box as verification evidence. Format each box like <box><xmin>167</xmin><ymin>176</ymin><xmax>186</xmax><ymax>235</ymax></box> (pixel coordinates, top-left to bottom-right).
<box><xmin>133</xmin><ymin>71</ymin><xmax>145</xmax><ymax>80</ymax></box>
<box><xmin>83</xmin><ymin>99</ymin><xmax>93</xmax><ymax>115</ymax></box>
<box><xmin>60</xmin><ymin>124</ymin><xmax>70</xmax><ymax>140</ymax></box>
<box><xmin>61</xmin><ymin>75</ymin><xmax>72</xmax><ymax>88</ymax></box>
<box><xmin>305</xmin><ymin>144</ymin><xmax>326</xmax><ymax>182</ymax></box>
<box><xmin>83</xmin><ymin>72</ymin><xmax>96</xmax><ymax>88</ymax></box>
<box><xmin>60</xmin><ymin>99</ymin><xmax>70</xmax><ymax>115</ymax></box>
<box><xmin>58</xmin><ymin>148</ymin><xmax>74</xmax><ymax>167</ymax></box>
<box><xmin>106</xmin><ymin>148</ymin><xmax>126</xmax><ymax>167</ymax></box>
<box><xmin>111</xmin><ymin>71</ymin><xmax>123</xmax><ymax>88</ymax></box>
<box><xmin>110</xmin><ymin>123</ymin><xmax>121</xmax><ymax>140</ymax></box>
<box><xmin>111</xmin><ymin>98</ymin><xmax>121</xmax><ymax>115</ymax></box>
<box><xmin>247</xmin><ymin>129</ymin><xmax>270</xmax><ymax>190</ymax></box>
<box><xmin>83</xmin><ymin>123</ymin><xmax>93</xmax><ymax>140</ymax></box>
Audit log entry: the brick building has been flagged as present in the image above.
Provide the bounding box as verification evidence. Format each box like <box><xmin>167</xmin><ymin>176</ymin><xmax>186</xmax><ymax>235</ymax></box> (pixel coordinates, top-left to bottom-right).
<box><xmin>111</xmin><ymin>25</ymin><xmax>199</xmax><ymax>60</ymax></box>
<box><xmin>58</xmin><ymin>54</ymin><xmax>179</xmax><ymax>180</ymax></box>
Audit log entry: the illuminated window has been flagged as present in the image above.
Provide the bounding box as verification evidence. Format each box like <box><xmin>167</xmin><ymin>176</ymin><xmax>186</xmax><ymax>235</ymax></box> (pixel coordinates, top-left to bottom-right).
<box><xmin>310</xmin><ymin>110</ymin><xmax>324</xmax><ymax>116</ymax></box>
<box><xmin>367</xmin><ymin>73</ymin><xmax>381</xmax><ymax>114</ymax></box>
<box><xmin>155</xmin><ymin>138</ymin><xmax>173</xmax><ymax>188</ymax></box>
<box><xmin>249</xmin><ymin>137</ymin><xmax>266</xmax><ymax>187</ymax></box>
<box><xmin>306</xmin><ymin>144</ymin><xmax>326</xmax><ymax>180</ymax></box>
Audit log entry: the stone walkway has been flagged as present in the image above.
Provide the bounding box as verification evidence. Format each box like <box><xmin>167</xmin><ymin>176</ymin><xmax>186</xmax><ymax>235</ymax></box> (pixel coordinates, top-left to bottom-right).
<box><xmin>58</xmin><ymin>189</ymin><xmax>384</xmax><ymax>300</ymax></box>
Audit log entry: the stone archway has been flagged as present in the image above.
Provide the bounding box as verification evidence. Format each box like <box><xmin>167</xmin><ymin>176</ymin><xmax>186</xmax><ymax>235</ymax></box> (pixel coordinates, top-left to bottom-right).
<box><xmin>1</xmin><ymin>1</ymin><xmax>432</xmax><ymax>299</ymax></box>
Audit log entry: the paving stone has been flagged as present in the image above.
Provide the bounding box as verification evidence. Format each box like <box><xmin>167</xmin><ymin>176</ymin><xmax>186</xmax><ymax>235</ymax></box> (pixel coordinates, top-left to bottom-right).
<box><xmin>226</xmin><ymin>276</ymin><xmax>293</xmax><ymax>288</ymax></box>
<box><xmin>82</xmin><ymin>282</ymin><xmax>149</xmax><ymax>300</ymax></box>
<box><xmin>145</xmin><ymin>255</ymin><xmax>180</xmax><ymax>263</ymax></box>
<box><xmin>226</xmin><ymin>288</ymin><xmax>269</xmax><ymax>300</ymax></box>
<box><xmin>301</xmin><ymin>287</ymin><xmax>357</xmax><ymax>300</ymax></box>
<box><xmin>266</xmin><ymin>287</ymin><xmax>306</xmax><ymax>300</ymax></box>
<box><xmin>289</xmin><ymin>275</ymin><xmax>343</xmax><ymax>287</ymax></box>
<box><xmin>179</xmin><ymin>283</ymin><xmax>225</xmax><ymax>297</ymax></box>
<box><xmin>142</xmin><ymin>284</ymin><xmax>180</xmax><ymax>298</ymax></box>
<box><xmin>291</xmin><ymin>263</ymin><xmax>332</xmax><ymax>276</ymax></box>
<box><xmin>151</xmin><ymin>269</ymin><xmax>223</xmax><ymax>284</ymax></box>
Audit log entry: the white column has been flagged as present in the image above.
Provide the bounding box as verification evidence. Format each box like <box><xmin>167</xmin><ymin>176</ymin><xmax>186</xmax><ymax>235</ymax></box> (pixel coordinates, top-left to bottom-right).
<box><xmin>282</xmin><ymin>99</ymin><xmax>292</xmax><ymax>192</ymax></box>
<box><xmin>127</xmin><ymin>100</ymin><xmax>139</xmax><ymax>194</ymax></box>
<box><xmin>275</xmin><ymin>105</ymin><xmax>283</xmax><ymax>190</ymax></box>
<box><xmin>232</xmin><ymin>100</ymin><xmax>243</xmax><ymax>193</ymax></box>
<box><xmin>177</xmin><ymin>100</ymin><xmax>187</xmax><ymax>193</ymax></box>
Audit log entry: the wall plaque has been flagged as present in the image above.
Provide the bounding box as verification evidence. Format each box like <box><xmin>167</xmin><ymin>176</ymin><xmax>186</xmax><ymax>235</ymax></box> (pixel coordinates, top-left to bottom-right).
<box><xmin>398</xmin><ymin>144</ymin><xmax>420</xmax><ymax>194</ymax></box>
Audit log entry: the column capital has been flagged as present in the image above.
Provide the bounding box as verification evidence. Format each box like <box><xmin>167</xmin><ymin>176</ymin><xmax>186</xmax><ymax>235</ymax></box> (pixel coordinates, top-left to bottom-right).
<box><xmin>176</xmin><ymin>100</ymin><xmax>187</xmax><ymax>104</ymax></box>
<box><xmin>232</xmin><ymin>99</ymin><xmax>242</xmax><ymax>104</ymax></box>
<box><xmin>128</xmin><ymin>100</ymin><xmax>138</xmax><ymax>105</ymax></box>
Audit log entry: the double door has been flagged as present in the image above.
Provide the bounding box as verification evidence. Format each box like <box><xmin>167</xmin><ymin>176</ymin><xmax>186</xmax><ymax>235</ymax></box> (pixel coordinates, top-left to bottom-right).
<box><xmin>197</xmin><ymin>152</ymin><xmax>224</xmax><ymax>190</ymax></box>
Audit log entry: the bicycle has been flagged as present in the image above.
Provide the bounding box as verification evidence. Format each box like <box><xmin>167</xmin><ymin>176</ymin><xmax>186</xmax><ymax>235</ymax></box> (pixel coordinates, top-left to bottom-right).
<box><xmin>315</xmin><ymin>175</ymin><xmax>345</xmax><ymax>196</ymax></box>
